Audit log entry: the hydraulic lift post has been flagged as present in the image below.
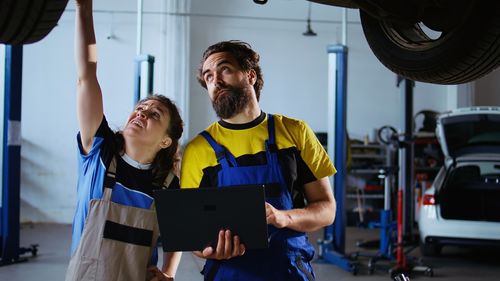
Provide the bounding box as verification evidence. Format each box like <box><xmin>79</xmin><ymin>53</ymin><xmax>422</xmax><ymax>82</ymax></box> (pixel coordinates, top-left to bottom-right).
<box><xmin>0</xmin><ymin>45</ymin><xmax>38</xmax><ymax>267</ymax></box>
<box><xmin>317</xmin><ymin>44</ymin><xmax>358</xmax><ymax>275</ymax></box>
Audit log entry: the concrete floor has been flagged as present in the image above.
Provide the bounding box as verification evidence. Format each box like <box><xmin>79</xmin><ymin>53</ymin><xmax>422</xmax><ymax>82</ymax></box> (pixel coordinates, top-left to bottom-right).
<box><xmin>1</xmin><ymin>223</ymin><xmax>499</xmax><ymax>280</ymax></box>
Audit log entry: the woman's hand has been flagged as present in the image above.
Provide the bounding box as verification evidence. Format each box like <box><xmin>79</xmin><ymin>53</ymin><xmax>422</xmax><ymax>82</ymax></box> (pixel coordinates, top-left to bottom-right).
<box><xmin>75</xmin><ymin>0</ymin><xmax>91</xmax><ymax>8</ymax></box>
<box><xmin>147</xmin><ymin>266</ymin><xmax>174</xmax><ymax>281</ymax></box>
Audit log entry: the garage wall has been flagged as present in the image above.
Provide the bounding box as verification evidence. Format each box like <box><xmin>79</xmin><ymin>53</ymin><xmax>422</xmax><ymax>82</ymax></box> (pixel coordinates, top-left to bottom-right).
<box><xmin>5</xmin><ymin>0</ymin><xmax>491</xmax><ymax>223</ymax></box>
<box><xmin>475</xmin><ymin>67</ymin><xmax>500</xmax><ymax>106</ymax></box>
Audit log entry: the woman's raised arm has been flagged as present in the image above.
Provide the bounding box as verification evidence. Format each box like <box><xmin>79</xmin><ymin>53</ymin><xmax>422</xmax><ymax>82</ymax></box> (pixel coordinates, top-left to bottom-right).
<box><xmin>74</xmin><ymin>0</ymin><xmax>103</xmax><ymax>154</ymax></box>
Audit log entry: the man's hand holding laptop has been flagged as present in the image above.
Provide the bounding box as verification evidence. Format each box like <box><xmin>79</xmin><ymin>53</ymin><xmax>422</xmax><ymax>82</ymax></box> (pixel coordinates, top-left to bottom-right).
<box><xmin>194</xmin><ymin>229</ymin><xmax>246</xmax><ymax>259</ymax></box>
<box><xmin>195</xmin><ymin>201</ymin><xmax>292</xmax><ymax>260</ymax></box>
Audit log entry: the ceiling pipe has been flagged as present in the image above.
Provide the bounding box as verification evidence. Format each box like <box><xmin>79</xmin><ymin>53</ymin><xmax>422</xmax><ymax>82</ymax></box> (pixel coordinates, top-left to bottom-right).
<box><xmin>136</xmin><ymin>0</ymin><xmax>143</xmax><ymax>55</ymax></box>
<box><xmin>342</xmin><ymin>7</ymin><xmax>347</xmax><ymax>45</ymax></box>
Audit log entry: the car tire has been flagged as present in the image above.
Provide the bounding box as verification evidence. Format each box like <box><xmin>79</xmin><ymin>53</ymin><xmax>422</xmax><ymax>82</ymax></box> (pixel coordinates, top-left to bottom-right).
<box><xmin>420</xmin><ymin>241</ymin><xmax>442</xmax><ymax>257</ymax></box>
<box><xmin>359</xmin><ymin>2</ymin><xmax>500</xmax><ymax>84</ymax></box>
<box><xmin>0</xmin><ymin>0</ymin><xmax>69</xmax><ymax>45</ymax></box>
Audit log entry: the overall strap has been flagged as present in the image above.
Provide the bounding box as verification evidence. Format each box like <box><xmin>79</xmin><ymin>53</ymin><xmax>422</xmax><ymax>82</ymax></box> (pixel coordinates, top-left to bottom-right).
<box><xmin>200</xmin><ymin>131</ymin><xmax>238</xmax><ymax>168</ymax></box>
<box><xmin>265</xmin><ymin>113</ymin><xmax>278</xmax><ymax>153</ymax></box>
<box><xmin>102</xmin><ymin>156</ymin><xmax>117</xmax><ymax>201</ymax></box>
<box><xmin>104</xmin><ymin>156</ymin><xmax>117</xmax><ymax>189</ymax></box>
<box><xmin>162</xmin><ymin>171</ymin><xmax>175</xmax><ymax>189</ymax></box>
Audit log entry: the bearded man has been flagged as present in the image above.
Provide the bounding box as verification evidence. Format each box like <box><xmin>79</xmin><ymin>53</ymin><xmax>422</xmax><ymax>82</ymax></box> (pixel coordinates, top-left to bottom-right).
<box><xmin>180</xmin><ymin>40</ymin><xmax>337</xmax><ymax>281</ymax></box>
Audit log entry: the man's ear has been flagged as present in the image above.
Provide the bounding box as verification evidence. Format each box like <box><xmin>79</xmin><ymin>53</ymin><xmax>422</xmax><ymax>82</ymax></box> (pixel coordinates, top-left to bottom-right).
<box><xmin>160</xmin><ymin>136</ymin><xmax>172</xmax><ymax>149</ymax></box>
<box><xmin>248</xmin><ymin>69</ymin><xmax>257</xmax><ymax>85</ymax></box>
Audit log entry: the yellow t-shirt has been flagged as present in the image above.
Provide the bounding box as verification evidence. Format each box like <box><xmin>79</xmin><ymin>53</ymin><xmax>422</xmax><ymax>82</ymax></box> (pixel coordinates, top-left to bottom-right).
<box><xmin>180</xmin><ymin>112</ymin><xmax>336</xmax><ymax>206</ymax></box>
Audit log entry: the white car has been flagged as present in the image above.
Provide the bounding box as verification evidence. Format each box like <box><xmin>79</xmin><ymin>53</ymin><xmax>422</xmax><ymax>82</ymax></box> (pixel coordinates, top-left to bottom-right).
<box><xmin>418</xmin><ymin>106</ymin><xmax>500</xmax><ymax>256</ymax></box>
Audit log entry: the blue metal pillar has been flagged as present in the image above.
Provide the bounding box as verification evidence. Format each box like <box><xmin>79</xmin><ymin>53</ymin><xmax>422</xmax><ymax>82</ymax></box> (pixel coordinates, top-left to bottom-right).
<box><xmin>1</xmin><ymin>45</ymin><xmax>23</xmax><ymax>265</ymax></box>
<box><xmin>134</xmin><ymin>54</ymin><xmax>155</xmax><ymax>104</ymax></box>
<box><xmin>317</xmin><ymin>44</ymin><xmax>357</xmax><ymax>274</ymax></box>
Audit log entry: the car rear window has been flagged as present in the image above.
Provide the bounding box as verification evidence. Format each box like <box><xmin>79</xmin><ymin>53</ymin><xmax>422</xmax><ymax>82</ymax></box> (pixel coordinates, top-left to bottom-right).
<box><xmin>443</xmin><ymin>114</ymin><xmax>500</xmax><ymax>157</ymax></box>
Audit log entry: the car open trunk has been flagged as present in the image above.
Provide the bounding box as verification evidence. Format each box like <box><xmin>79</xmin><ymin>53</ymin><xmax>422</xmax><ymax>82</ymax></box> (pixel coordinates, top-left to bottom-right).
<box><xmin>438</xmin><ymin>163</ymin><xmax>500</xmax><ymax>222</ymax></box>
<box><xmin>437</xmin><ymin>110</ymin><xmax>500</xmax><ymax>166</ymax></box>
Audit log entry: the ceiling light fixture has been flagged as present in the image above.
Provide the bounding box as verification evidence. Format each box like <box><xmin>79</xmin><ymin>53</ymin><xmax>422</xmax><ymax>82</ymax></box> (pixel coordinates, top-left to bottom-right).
<box><xmin>303</xmin><ymin>2</ymin><xmax>317</xmax><ymax>36</ymax></box>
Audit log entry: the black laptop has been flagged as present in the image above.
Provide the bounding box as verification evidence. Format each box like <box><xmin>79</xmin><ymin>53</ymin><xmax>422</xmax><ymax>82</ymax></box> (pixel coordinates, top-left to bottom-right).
<box><xmin>153</xmin><ymin>185</ymin><xmax>269</xmax><ymax>252</ymax></box>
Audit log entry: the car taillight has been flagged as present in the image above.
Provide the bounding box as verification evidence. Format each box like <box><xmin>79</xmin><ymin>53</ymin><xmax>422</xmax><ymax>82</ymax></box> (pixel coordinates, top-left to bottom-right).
<box><xmin>422</xmin><ymin>194</ymin><xmax>435</xmax><ymax>205</ymax></box>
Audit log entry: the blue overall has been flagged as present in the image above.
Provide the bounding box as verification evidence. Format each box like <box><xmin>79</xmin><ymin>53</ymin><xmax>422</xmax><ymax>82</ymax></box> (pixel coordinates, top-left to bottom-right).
<box><xmin>199</xmin><ymin>114</ymin><xmax>315</xmax><ymax>281</ymax></box>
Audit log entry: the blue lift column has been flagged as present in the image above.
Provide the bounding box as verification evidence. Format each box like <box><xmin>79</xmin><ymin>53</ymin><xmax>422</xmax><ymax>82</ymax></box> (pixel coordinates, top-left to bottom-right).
<box><xmin>1</xmin><ymin>45</ymin><xmax>24</xmax><ymax>265</ymax></box>
<box><xmin>317</xmin><ymin>44</ymin><xmax>357</xmax><ymax>274</ymax></box>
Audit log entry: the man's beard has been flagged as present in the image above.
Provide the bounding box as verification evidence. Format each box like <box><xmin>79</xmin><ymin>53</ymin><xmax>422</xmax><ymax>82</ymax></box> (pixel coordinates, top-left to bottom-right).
<box><xmin>212</xmin><ymin>84</ymin><xmax>250</xmax><ymax>119</ymax></box>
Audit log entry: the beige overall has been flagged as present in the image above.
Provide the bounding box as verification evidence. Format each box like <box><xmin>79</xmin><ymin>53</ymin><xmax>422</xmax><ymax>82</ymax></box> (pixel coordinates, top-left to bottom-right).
<box><xmin>65</xmin><ymin>157</ymin><xmax>173</xmax><ymax>281</ymax></box>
